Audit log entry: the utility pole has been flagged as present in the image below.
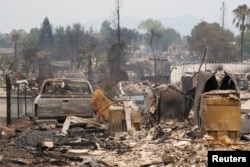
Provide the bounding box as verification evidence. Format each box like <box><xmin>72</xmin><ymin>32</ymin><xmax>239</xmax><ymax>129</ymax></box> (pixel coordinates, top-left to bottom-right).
<box><xmin>11</xmin><ymin>30</ymin><xmax>19</xmax><ymax>62</ymax></box>
<box><xmin>14</xmin><ymin>39</ymin><xmax>17</xmax><ymax>61</ymax></box>
<box><xmin>220</xmin><ymin>2</ymin><xmax>225</xmax><ymax>30</ymax></box>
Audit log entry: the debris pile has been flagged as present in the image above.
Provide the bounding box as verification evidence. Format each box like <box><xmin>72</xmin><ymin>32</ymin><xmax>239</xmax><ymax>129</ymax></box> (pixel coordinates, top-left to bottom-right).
<box><xmin>118</xmin><ymin>80</ymin><xmax>150</xmax><ymax>96</ymax></box>
<box><xmin>1</xmin><ymin>113</ymin><xmax>250</xmax><ymax>167</ymax></box>
<box><xmin>1</xmin><ymin>74</ymin><xmax>250</xmax><ymax>166</ymax></box>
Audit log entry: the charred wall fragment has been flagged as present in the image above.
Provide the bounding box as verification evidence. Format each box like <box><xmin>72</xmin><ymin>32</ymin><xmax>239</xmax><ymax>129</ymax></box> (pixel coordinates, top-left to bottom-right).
<box><xmin>158</xmin><ymin>87</ymin><xmax>187</xmax><ymax>121</ymax></box>
<box><xmin>144</xmin><ymin>84</ymin><xmax>196</xmax><ymax>124</ymax></box>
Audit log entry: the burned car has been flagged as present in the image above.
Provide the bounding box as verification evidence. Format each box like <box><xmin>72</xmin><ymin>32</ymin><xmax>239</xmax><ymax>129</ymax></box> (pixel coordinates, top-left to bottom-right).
<box><xmin>33</xmin><ymin>78</ymin><xmax>94</xmax><ymax>125</ymax></box>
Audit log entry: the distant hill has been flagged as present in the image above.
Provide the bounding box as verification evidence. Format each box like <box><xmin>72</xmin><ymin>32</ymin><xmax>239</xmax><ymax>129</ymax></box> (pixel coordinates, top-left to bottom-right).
<box><xmin>157</xmin><ymin>15</ymin><xmax>201</xmax><ymax>36</ymax></box>
<box><xmin>83</xmin><ymin>14</ymin><xmax>239</xmax><ymax>37</ymax></box>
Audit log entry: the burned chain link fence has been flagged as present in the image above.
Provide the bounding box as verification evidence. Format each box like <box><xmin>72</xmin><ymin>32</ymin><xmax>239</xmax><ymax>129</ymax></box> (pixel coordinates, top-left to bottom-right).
<box><xmin>0</xmin><ymin>74</ymin><xmax>34</xmax><ymax>127</ymax></box>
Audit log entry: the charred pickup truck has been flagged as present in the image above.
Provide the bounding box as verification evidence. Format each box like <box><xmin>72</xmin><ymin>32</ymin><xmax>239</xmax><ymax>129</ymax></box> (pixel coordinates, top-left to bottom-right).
<box><xmin>33</xmin><ymin>78</ymin><xmax>94</xmax><ymax>125</ymax></box>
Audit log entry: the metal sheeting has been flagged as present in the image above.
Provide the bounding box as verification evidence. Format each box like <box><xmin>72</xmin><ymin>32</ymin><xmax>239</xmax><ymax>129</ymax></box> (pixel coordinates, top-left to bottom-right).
<box><xmin>170</xmin><ymin>63</ymin><xmax>250</xmax><ymax>85</ymax></box>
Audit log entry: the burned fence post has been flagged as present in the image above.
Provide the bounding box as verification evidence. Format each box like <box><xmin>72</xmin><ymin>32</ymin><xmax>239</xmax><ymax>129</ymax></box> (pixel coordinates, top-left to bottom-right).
<box><xmin>24</xmin><ymin>84</ymin><xmax>27</xmax><ymax>115</ymax></box>
<box><xmin>6</xmin><ymin>74</ymin><xmax>11</xmax><ymax>125</ymax></box>
<box><xmin>17</xmin><ymin>83</ymin><xmax>20</xmax><ymax>119</ymax></box>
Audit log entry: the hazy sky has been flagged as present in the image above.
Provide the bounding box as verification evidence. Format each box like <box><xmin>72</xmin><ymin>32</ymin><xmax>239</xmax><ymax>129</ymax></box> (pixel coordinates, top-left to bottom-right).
<box><xmin>0</xmin><ymin>0</ymin><xmax>249</xmax><ymax>34</ymax></box>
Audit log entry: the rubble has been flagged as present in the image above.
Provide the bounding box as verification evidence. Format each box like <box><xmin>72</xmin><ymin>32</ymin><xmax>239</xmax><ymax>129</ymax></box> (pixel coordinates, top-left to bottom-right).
<box><xmin>1</xmin><ymin>112</ymin><xmax>250</xmax><ymax>167</ymax></box>
<box><xmin>1</xmin><ymin>76</ymin><xmax>250</xmax><ymax>166</ymax></box>
<box><xmin>61</xmin><ymin>116</ymin><xmax>104</xmax><ymax>134</ymax></box>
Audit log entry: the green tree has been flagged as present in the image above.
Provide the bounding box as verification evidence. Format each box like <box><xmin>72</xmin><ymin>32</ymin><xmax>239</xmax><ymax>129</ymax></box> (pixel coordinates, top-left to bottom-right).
<box><xmin>30</xmin><ymin>28</ymin><xmax>40</xmax><ymax>39</ymax></box>
<box><xmin>156</xmin><ymin>28</ymin><xmax>182</xmax><ymax>51</ymax></box>
<box><xmin>20</xmin><ymin>34</ymin><xmax>39</xmax><ymax>78</ymax></box>
<box><xmin>138</xmin><ymin>18</ymin><xmax>164</xmax><ymax>83</ymax></box>
<box><xmin>120</xmin><ymin>27</ymin><xmax>139</xmax><ymax>59</ymax></box>
<box><xmin>236</xmin><ymin>30</ymin><xmax>250</xmax><ymax>59</ymax></box>
<box><xmin>188</xmin><ymin>22</ymin><xmax>239</xmax><ymax>62</ymax></box>
<box><xmin>107</xmin><ymin>41</ymin><xmax>128</xmax><ymax>82</ymax></box>
<box><xmin>52</xmin><ymin>26</ymin><xmax>70</xmax><ymax>60</ymax></box>
<box><xmin>100</xmin><ymin>20</ymin><xmax>116</xmax><ymax>43</ymax></box>
<box><xmin>232</xmin><ymin>4</ymin><xmax>250</xmax><ymax>63</ymax></box>
<box><xmin>90</xmin><ymin>32</ymin><xmax>110</xmax><ymax>76</ymax></box>
<box><xmin>244</xmin><ymin>30</ymin><xmax>250</xmax><ymax>57</ymax></box>
<box><xmin>66</xmin><ymin>23</ymin><xmax>85</xmax><ymax>69</ymax></box>
<box><xmin>78</xmin><ymin>43</ymin><xmax>95</xmax><ymax>81</ymax></box>
<box><xmin>39</xmin><ymin>17</ymin><xmax>53</xmax><ymax>50</ymax></box>
<box><xmin>138</xmin><ymin>18</ymin><xmax>164</xmax><ymax>49</ymax></box>
<box><xmin>0</xmin><ymin>54</ymin><xmax>16</xmax><ymax>73</ymax></box>
<box><xmin>0</xmin><ymin>33</ymin><xmax>12</xmax><ymax>48</ymax></box>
